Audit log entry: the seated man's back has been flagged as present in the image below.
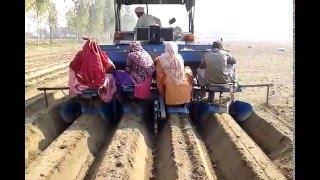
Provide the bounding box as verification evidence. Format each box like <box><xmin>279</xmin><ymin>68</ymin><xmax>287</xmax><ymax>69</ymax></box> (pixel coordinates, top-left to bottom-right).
<box><xmin>204</xmin><ymin>49</ymin><xmax>234</xmax><ymax>84</ymax></box>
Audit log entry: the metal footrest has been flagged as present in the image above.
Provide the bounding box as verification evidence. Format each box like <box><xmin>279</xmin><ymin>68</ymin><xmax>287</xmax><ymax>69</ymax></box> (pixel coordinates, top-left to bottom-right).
<box><xmin>206</xmin><ymin>82</ymin><xmax>242</xmax><ymax>93</ymax></box>
<box><xmin>80</xmin><ymin>89</ymin><xmax>99</xmax><ymax>99</ymax></box>
<box><xmin>79</xmin><ymin>89</ymin><xmax>99</xmax><ymax>110</ymax></box>
<box><xmin>167</xmin><ymin>106</ymin><xmax>189</xmax><ymax>114</ymax></box>
<box><xmin>120</xmin><ymin>85</ymin><xmax>135</xmax><ymax>93</ymax></box>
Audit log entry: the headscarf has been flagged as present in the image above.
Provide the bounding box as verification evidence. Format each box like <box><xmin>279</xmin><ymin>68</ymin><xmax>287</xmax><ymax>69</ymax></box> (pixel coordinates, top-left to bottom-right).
<box><xmin>69</xmin><ymin>37</ymin><xmax>114</xmax><ymax>88</ymax></box>
<box><xmin>158</xmin><ymin>41</ymin><xmax>186</xmax><ymax>85</ymax></box>
<box><xmin>212</xmin><ymin>40</ymin><xmax>223</xmax><ymax>50</ymax></box>
<box><xmin>134</xmin><ymin>7</ymin><xmax>145</xmax><ymax>13</ymax></box>
<box><xmin>125</xmin><ymin>42</ymin><xmax>155</xmax><ymax>83</ymax></box>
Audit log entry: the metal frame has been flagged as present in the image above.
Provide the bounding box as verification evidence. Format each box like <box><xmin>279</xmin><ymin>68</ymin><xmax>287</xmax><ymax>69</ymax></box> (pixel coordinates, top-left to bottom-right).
<box><xmin>37</xmin><ymin>83</ymin><xmax>273</xmax><ymax>108</ymax></box>
<box><xmin>193</xmin><ymin>83</ymin><xmax>273</xmax><ymax>106</ymax></box>
<box><xmin>37</xmin><ymin>87</ymin><xmax>69</xmax><ymax>107</ymax></box>
<box><xmin>240</xmin><ymin>84</ymin><xmax>273</xmax><ymax>105</ymax></box>
<box><xmin>114</xmin><ymin>0</ymin><xmax>121</xmax><ymax>32</ymax></box>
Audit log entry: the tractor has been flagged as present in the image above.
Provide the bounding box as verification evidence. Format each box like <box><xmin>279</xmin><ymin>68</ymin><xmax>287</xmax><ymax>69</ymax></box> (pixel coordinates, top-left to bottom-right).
<box><xmin>38</xmin><ymin>0</ymin><xmax>273</xmax><ymax>128</ymax></box>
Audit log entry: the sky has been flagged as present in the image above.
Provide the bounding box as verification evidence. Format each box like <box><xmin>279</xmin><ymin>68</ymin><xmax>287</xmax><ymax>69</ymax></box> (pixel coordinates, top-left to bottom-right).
<box><xmin>25</xmin><ymin>0</ymin><xmax>293</xmax><ymax>41</ymax></box>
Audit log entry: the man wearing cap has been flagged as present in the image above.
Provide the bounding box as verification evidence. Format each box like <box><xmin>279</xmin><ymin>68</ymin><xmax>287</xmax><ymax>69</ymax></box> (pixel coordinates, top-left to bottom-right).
<box><xmin>197</xmin><ymin>40</ymin><xmax>237</xmax><ymax>86</ymax></box>
<box><xmin>135</xmin><ymin>7</ymin><xmax>161</xmax><ymax>28</ymax></box>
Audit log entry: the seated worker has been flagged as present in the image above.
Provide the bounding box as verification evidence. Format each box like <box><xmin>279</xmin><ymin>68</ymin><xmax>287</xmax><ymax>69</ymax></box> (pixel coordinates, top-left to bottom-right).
<box><xmin>155</xmin><ymin>41</ymin><xmax>193</xmax><ymax>106</ymax></box>
<box><xmin>60</xmin><ymin>37</ymin><xmax>121</xmax><ymax>124</ymax></box>
<box><xmin>134</xmin><ymin>7</ymin><xmax>161</xmax><ymax>28</ymax></box>
<box><xmin>125</xmin><ymin>41</ymin><xmax>155</xmax><ymax>100</ymax></box>
<box><xmin>196</xmin><ymin>40</ymin><xmax>236</xmax><ymax>98</ymax></box>
<box><xmin>197</xmin><ymin>40</ymin><xmax>236</xmax><ymax>85</ymax></box>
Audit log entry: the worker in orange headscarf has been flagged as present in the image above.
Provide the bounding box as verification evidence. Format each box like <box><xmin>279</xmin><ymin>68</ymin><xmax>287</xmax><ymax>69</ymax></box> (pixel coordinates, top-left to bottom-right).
<box><xmin>155</xmin><ymin>41</ymin><xmax>193</xmax><ymax>106</ymax></box>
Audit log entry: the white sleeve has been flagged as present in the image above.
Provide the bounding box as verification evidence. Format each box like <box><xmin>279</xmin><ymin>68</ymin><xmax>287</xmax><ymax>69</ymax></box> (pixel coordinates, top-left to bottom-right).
<box><xmin>154</xmin><ymin>17</ymin><xmax>161</xmax><ymax>26</ymax></box>
<box><xmin>136</xmin><ymin>18</ymin><xmax>143</xmax><ymax>28</ymax></box>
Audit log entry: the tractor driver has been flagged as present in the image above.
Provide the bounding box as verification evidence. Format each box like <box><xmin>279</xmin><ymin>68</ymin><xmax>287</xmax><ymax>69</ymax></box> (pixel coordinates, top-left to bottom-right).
<box><xmin>134</xmin><ymin>7</ymin><xmax>162</xmax><ymax>28</ymax></box>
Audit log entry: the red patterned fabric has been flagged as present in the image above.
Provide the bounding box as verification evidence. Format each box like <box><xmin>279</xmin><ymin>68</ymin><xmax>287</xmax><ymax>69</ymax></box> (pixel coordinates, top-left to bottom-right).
<box><xmin>70</xmin><ymin>37</ymin><xmax>115</xmax><ymax>89</ymax></box>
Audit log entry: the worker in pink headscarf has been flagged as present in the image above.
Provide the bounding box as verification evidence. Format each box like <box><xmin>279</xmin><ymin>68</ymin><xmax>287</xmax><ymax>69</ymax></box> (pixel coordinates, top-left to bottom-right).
<box><xmin>125</xmin><ymin>41</ymin><xmax>155</xmax><ymax>99</ymax></box>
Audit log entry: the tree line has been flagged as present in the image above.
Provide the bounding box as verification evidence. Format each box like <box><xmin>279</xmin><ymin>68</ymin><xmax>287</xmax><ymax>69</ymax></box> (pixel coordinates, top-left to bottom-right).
<box><xmin>26</xmin><ymin>0</ymin><xmax>136</xmax><ymax>45</ymax></box>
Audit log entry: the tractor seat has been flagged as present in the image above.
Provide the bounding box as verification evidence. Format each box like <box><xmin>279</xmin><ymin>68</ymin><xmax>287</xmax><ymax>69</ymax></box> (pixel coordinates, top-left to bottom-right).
<box><xmin>78</xmin><ymin>89</ymin><xmax>100</xmax><ymax>115</ymax></box>
<box><xmin>79</xmin><ymin>89</ymin><xmax>99</xmax><ymax>99</ymax></box>
<box><xmin>120</xmin><ymin>85</ymin><xmax>135</xmax><ymax>93</ymax></box>
<box><xmin>166</xmin><ymin>104</ymin><xmax>189</xmax><ymax>114</ymax></box>
<box><xmin>206</xmin><ymin>82</ymin><xmax>242</xmax><ymax>93</ymax></box>
<box><xmin>204</xmin><ymin>82</ymin><xmax>242</xmax><ymax>105</ymax></box>
<box><xmin>118</xmin><ymin>85</ymin><xmax>135</xmax><ymax>100</ymax></box>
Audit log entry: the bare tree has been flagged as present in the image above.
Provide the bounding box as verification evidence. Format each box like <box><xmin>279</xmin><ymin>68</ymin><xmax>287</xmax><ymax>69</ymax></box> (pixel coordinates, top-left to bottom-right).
<box><xmin>67</xmin><ymin>0</ymin><xmax>90</xmax><ymax>40</ymax></box>
<box><xmin>48</xmin><ymin>2</ymin><xmax>58</xmax><ymax>45</ymax></box>
<box><xmin>121</xmin><ymin>6</ymin><xmax>136</xmax><ymax>31</ymax></box>
<box><xmin>26</xmin><ymin>0</ymin><xmax>50</xmax><ymax>45</ymax></box>
<box><xmin>88</xmin><ymin>0</ymin><xmax>105</xmax><ymax>40</ymax></box>
<box><xmin>66</xmin><ymin>0</ymin><xmax>135</xmax><ymax>42</ymax></box>
<box><xmin>25</xmin><ymin>0</ymin><xmax>36</xmax><ymax>13</ymax></box>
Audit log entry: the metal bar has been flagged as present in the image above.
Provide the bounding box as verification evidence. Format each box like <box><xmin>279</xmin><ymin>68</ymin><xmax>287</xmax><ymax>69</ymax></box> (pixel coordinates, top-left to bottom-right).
<box><xmin>219</xmin><ymin>92</ymin><xmax>222</xmax><ymax>106</ymax></box>
<box><xmin>159</xmin><ymin>96</ymin><xmax>166</xmax><ymax>118</ymax></box>
<box><xmin>114</xmin><ymin>1</ymin><xmax>119</xmax><ymax>31</ymax></box>
<box><xmin>37</xmin><ymin>84</ymin><xmax>273</xmax><ymax>92</ymax></box>
<box><xmin>44</xmin><ymin>90</ymin><xmax>48</xmax><ymax>107</ymax></box>
<box><xmin>37</xmin><ymin>87</ymin><xmax>69</xmax><ymax>91</ymax></box>
<box><xmin>153</xmin><ymin>100</ymin><xmax>158</xmax><ymax>134</ymax></box>
<box><xmin>241</xmin><ymin>84</ymin><xmax>273</xmax><ymax>88</ymax></box>
<box><xmin>230</xmin><ymin>91</ymin><xmax>234</xmax><ymax>102</ymax></box>
<box><xmin>117</xmin><ymin>3</ymin><xmax>121</xmax><ymax>31</ymax></box>
<box><xmin>37</xmin><ymin>87</ymin><xmax>69</xmax><ymax>107</ymax></box>
<box><xmin>146</xmin><ymin>3</ymin><xmax>148</xmax><ymax>14</ymax></box>
<box><xmin>192</xmin><ymin>83</ymin><xmax>273</xmax><ymax>89</ymax></box>
<box><xmin>267</xmin><ymin>86</ymin><xmax>270</xmax><ymax>105</ymax></box>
